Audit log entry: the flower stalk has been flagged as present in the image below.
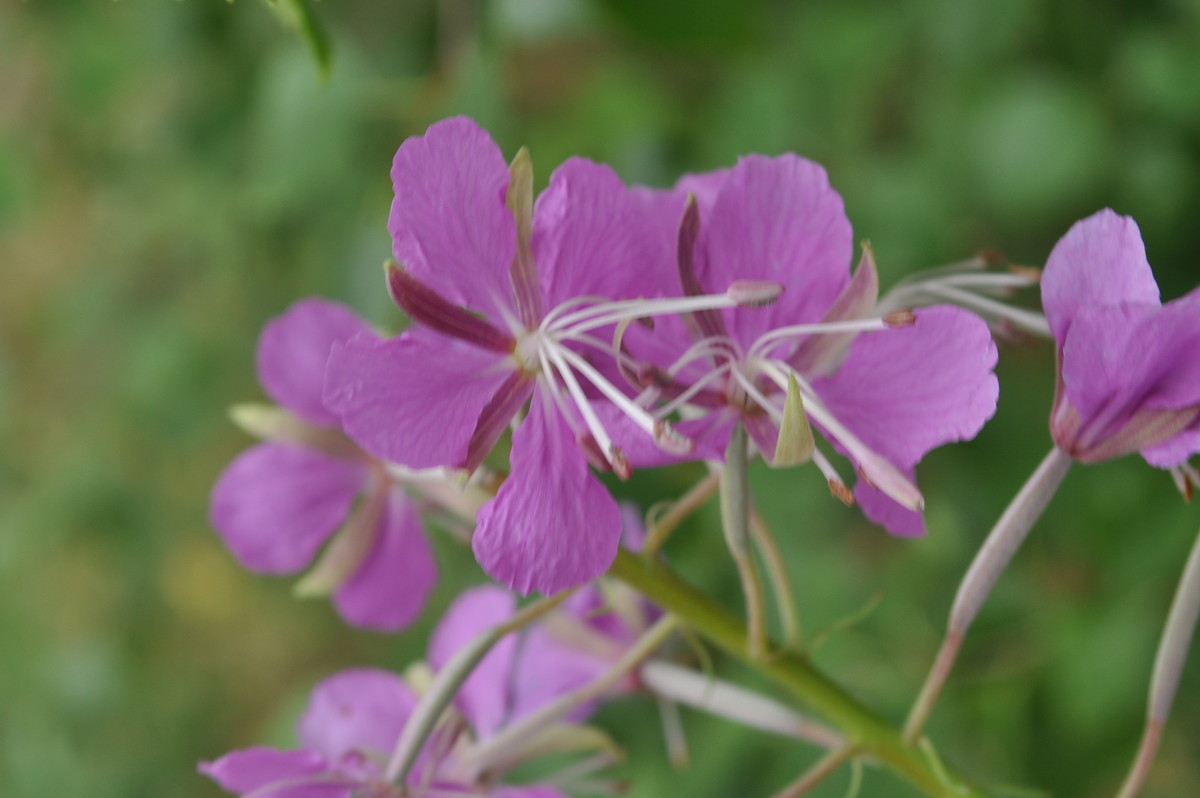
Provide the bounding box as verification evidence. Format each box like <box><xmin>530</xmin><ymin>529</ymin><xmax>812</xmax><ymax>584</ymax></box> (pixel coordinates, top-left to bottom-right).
<box><xmin>1115</xmin><ymin>523</ymin><xmax>1200</xmax><ymax>798</ymax></box>
<box><xmin>384</xmin><ymin>590</ymin><xmax>573</xmax><ymax>784</ymax></box>
<box><xmin>721</xmin><ymin>422</ymin><xmax>769</xmax><ymax>660</ymax></box>
<box><xmin>904</xmin><ymin>445</ymin><xmax>1073</xmax><ymax>741</ymax></box>
<box><xmin>607</xmin><ymin>548</ymin><xmax>993</xmax><ymax>798</ymax></box>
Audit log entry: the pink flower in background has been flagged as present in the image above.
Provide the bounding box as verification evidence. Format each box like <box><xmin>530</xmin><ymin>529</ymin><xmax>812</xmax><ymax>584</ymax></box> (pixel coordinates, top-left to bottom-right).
<box><xmin>618</xmin><ymin>155</ymin><xmax>1000</xmax><ymax>536</ymax></box>
<box><xmin>210</xmin><ymin>299</ymin><xmax>437</xmax><ymax>631</ymax></box>
<box><xmin>200</xmin><ymin>584</ymin><xmax>634</xmax><ymax>798</ymax></box>
<box><xmin>1043</xmin><ymin>209</ymin><xmax>1200</xmax><ymax>467</ymax></box>
<box><xmin>325</xmin><ymin>117</ymin><xmax>754</xmax><ymax>594</ymax></box>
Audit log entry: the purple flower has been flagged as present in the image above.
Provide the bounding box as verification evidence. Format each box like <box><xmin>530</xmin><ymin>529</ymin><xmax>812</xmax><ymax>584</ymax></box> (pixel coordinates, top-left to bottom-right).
<box><xmin>200</xmin><ymin>585</ymin><xmax>631</xmax><ymax>798</ymax></box>
<box><xmin>210</xmin><ymin>299</ymin><xmax>438</xmax><ymax>631</ymax></box>
<box><xmin>324</xmin><ymin>117</ymin><xmax>755</xmax><ymax>593</ymax></box>
<box><xmin>1043</xmin><ymin>209</ymin><xmax>1200</xmax><ymax>467</ymax></box>
<box><xmin>618</xmin><ymin>155</ymin><xmax>1000</xmax><ymax>535</ymax></box>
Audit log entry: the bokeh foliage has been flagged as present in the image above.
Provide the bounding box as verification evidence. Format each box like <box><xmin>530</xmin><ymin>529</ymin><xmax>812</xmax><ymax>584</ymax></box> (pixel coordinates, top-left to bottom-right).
<box><xmin>2</xmin><ymin>1</ymin><xmax>1199</xmax><ymax>796</ymax></box>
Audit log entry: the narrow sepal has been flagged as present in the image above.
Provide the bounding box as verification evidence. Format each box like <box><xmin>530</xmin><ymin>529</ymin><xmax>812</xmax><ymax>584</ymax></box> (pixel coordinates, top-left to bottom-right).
<box><xmin>507</xmin><ymin>147</ymin><xmax>544</xmax><ymax>327</ymax></box>
<box><xmin>386</xmin><ymin>261</ymin><xmax>515</xmax><ymax>353</ymax></box>
<box><xmin>676</xmin><ymin>194</ymin><xmax>729</xmax><ymax>342</ymax></box>
<box><xmin>772</xmin><ymin>373</ymin><xmax>815</xmax><ymax>467</ymax></box>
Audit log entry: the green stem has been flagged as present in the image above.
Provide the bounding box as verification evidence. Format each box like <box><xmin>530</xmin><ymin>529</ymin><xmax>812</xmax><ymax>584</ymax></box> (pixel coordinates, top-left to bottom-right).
<box><xmin>721</xmin><ymin>423</ymin><xmax>768</xmax><ymax>659</ymax></box>
<box><xmin>608</xmin><ymin>548</ymin><xmax>991</xmax><ymax>798</ymax></box>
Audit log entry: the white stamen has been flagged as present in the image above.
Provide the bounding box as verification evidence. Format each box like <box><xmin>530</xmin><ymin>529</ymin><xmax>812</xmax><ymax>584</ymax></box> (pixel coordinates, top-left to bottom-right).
<box><xmin>537</xmin><ymin>294</ymin><xmax>612</xmax><ymax>329</ymax></box>
<box><xmin>747</xmin><ymin>317</ymin><xmax>895</xmax><ymax>360</ymax></box>
<box><xmin>757</xmin><ymin>360</ymin><xmax>924</xmax><ymax>511</ymax></box>
<box><xmin>668</xmin><ymin>335</ymin><xmax>742</xmax><ymax>376</ymax></box>
<box><xmin>554</xmin><ymin>345</ymin><xmax>661</xmax><ymax>438</ymax></box>
<box><xmin>730</xmin><ymin>367</ymin><xmax>784</xmax><ymax>424</ymax></box>
<box><xmin>655</xmin><ymin>362</ymin><xmax>735</xmax><ymax>419</ymax></box>
<box><xmin>547</xmin><ymin>292</ymin><xmax>750</xmax><ymax>338</ymax></box>
<box><xmin>537</xmin><ymin>349</ymin><xmax>585</xmax><ymax>440</ymax></box>
<box><xmin>564</xmin><ymin>331</ymin><xmax>646</xmax><ymax>371</ymax></box>
<box><xmin>811</xmin><ymin>446</ymin><xmax>854</xmax><ymax>505</ymax></box>
<box><xmin>887</xmin><ymin>271</ymin><xmax>1038</xmax><ymax>299</ymax></box>
<box><xmin>726</xmin><ymin>279</ymin><xmax>785</xmax><ymax>306</ymax></box>
<box><xmin>907</xmin><ymin>282</ymin><xmax>1050</xmax><ymax>337</ymax></box>
<box><xmin>544</xmin><ymin>346</ymin><xmax>618</xmax><ymax>464</ymax></box>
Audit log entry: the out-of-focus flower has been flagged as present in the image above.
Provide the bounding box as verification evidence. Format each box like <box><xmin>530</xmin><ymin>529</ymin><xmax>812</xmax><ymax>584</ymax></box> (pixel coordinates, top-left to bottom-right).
<box><xmin>200</xmin><ymin>584</ymin><xmax>639</xmax><ymax>798</ymax></box>
<box><xmin>1043</xmin><ymin>209</ymin><xmax>1200</xmax><ymax>472</ymax></box>
<box><xmin>209</xmin><ymin>299</ymin><xmax>440</xmax><ymax>631</ymax></box>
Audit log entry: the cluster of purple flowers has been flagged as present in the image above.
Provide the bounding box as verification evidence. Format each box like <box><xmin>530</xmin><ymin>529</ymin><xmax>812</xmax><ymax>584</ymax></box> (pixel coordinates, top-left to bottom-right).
<box><xmin>202</xmin><ymin>580</ymin><xmax>654</xmax><ymax>798</ymax></box>
<box><xmin>204</xmin><ymin>115</ymin><xmax>1200</xmax><ymax>797</ymax></box>
<box><xmin>217</xmin><ymin>116</ymin><xmax>1007</xmax><ymax>608</ymax></box>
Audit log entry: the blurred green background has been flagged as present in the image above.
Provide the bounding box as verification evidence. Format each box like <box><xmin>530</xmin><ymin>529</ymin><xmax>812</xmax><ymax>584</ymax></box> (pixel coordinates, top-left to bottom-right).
<box><xmin>2</xmin><ymin>1</ymin><xmax>1199</xmax><ymax>796</ymax></box>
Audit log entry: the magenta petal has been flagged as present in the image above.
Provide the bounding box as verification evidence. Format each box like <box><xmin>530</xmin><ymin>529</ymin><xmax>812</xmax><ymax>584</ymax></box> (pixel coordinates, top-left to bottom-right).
<box><xmin>509</xmin><ymin>626</ymin><xmax>612</xmax><ymax>723</ymax></box>
<box><xmin>297</xmin><ymin>669</ymin><xmax>416</xmax><ymax>763</ymax></box>
<box><xmin>1057</xmin><ymin>295</ymin><xmax>1200</xmax><ymax>460</ymax></box>
<box><xmin>324</xmin><ymin>330</ymin><xmax>513</xmax><ymax>469</ymax></box>
<box><xmin>199</xmin><ymin>748</ymin><xmax>349</xmax><ymax>798</ymax></box>
<box><xmin>855</xmin><ymin>477</ymin><xmax>927</xmax><ymax>537</ymax></box>
<box><xmin>210</xmin><ymin>443</ymin><xmax>364</xmax><ymax>574</ymax></box>
<box><xmin>1062</xmin><ymin>297</ymin><xmax>1200</xmax><ymax>421</ymax></box>
<box><xmin>333</xmin><ymin>491</ymin><xmax>438</xmax><ymax>632</ymax></box>
<box><xmin>533</xmin><ymin>158</ymin><xmax>680</xmax><ymax>306</ymax></box>
<box><xmin>257</xmin><ymin>299</ymin><xmax>376</xmax><ymax>427</ymax></box>
<box><xmin>389</xmin><ymin>117</ymin><xmax>516</xmax><ymax>322</ymax></box>
<box><xmin>1042</xmin><ymin>209</ymin><xmax>1161</xmax><ymax>343</ymax></box>
<box><xmin>1142</xmin><ymin>421</ymin><xmax>1200</xmax><ymax>468</ymax></box>
<box><xmin>813</xmin><ymin>306</ymin><xmax>999</xmax><ymax>468</ymax></box>
<box><xmin>743</xmin><ymin>412</ymin><xmax>782</xmax><ymax>463</ymax></box>
<box><xmin>429</xmin><ymin>585</ymin><xmax>518</xmax><ymax>738</ymax></box>
<box><xmin>697</xmin><ymin>154</ymin><xmax>853</xmax><ymax>347</ymax></box>
<box><xmin>473</xmin><ymin>394</ymin><xmax>623</xmax><ymax>595</ymax></box>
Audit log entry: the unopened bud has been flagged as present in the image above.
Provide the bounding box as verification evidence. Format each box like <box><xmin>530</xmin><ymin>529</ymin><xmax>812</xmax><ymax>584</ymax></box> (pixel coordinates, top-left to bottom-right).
<box><xmin>727</xmin><ymin>280</ymin><xmax>784</xmax><ymax>307</ymax></box>
<box><xmin>883</xmin><ymin>309</ymin><xmax>916</xmax><ymax>327</ymax></box>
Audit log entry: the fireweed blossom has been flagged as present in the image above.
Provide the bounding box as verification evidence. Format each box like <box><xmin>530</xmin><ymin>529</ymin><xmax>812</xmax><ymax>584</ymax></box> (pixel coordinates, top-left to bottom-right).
<box><xmin>617</xmin><ymin>155</ymin><xmax>1000</xmax><ymax>535</ymax></box>
<box><xmin>904</xmin><ymin>209</ymin><xmax>1200</xmax><ymax>740</ymax></box>
<box><xmin>210</xmin><ymin>298</ymin><xmax>445</xmax><ymax>631</ymax></box>
<box><xmin>1044</xmin><ymin>209</ymin><xmax>1200</xmax><ymax>477</ymax></box>
<box><xmin>200</xmin><ymin>586</ymin><xmax>628</xmax><ymax>798</ymax></box>
<box><xmin>324</xmin><ymin>117</ymin><xmax>775</xmax><ymax>593</ymax></box>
